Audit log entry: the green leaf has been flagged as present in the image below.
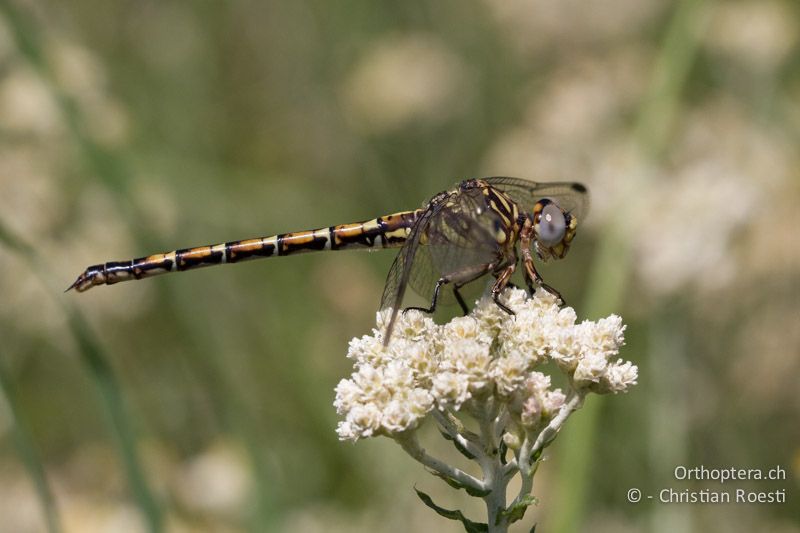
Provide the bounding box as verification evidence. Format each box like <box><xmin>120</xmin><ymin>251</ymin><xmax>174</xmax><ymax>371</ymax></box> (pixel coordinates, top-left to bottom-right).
<box><xmin>426</xmin><ymin>468</ymin><xmax>491</xmax><ymax>497</ymax></box>
<box><xmin>498</xmin><ymin>439</ymin><xmax>508</xmax><ymax>465</ymax></box>
<box><xmin>414</xmin><ymin>487</ymin><xmax>489</xmax><ymax>532</ymax></box>
<box><xmin>530</xmin><ymin>447</ymin><xmax>543</xmax><ymax>463</ymax></box>
<box><xmin>439</xmin><ymin>430</ymin><xmax>476</xmax><ymax>460</ymax></box>
<box><xmin>501</xmin><ymin>494</ymin><xmax>538</xmax><ymax>524</ymax></box>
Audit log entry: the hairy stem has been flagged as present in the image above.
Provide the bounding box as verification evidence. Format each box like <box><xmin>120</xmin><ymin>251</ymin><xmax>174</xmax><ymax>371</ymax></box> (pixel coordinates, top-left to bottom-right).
<box><xmin>531</xmin><ymin>392</ymin><xmax>585</xmax><ymax>456</ymax></box>
<box><xmin>510</xmin><ymin>431</ymin><xmax>535</xmax><ymax>509</ymax></box>
<box><xmin>397</xmin><ymin>432</ymin><xmax>486</xmax><ymax>493</ymax></box>
<box><xmin>432</xmin><ymin>409</ymin><xmax>484</xmax><ymax>459</ymax></box>
<box><xmin>475</xmin><ymin>402</ymin><xmax>511</xmax><ymax>532</ymax></box>
<box><xmin>484</xmin><ymin>471</ymin><xmax>509</xmax><ymax>533</ymax></box>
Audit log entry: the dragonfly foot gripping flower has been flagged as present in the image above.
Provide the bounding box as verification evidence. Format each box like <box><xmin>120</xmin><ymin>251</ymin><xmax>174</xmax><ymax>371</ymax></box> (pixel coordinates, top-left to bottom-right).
<box><xmin>334</xmin><ymin>288</ymin><xmax>636</xmax><ymax>532</ymax></box>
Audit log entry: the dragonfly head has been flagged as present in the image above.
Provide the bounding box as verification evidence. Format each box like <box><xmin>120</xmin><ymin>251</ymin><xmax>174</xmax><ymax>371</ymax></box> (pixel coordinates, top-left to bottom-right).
<box><xmin>532</xmin><ymin>199</ymin><xmax>578</xmax><ymax>262</ymax></box>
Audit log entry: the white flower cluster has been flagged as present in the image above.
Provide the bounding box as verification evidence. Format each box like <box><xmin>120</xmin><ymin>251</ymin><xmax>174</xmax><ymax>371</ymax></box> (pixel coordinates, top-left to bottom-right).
<box><xmin>334</xmin><ymin>288</ymin><xmax>636</xmax><ymax>441</ymax></box>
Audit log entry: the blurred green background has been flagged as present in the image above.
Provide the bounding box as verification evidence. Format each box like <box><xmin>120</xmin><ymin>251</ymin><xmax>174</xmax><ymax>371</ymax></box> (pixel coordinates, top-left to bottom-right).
<box><xmin>0</xmin><ymin>0</ymin><xmax>798</xmax><ymax>531</ymax></box>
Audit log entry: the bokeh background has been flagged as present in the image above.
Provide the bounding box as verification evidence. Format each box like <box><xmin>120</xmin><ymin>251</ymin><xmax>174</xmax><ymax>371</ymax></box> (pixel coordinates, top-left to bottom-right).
<box><xmin>0</xmin><ymin>0</ymin><xmax>798</xmax><ymax>531</ymax></box>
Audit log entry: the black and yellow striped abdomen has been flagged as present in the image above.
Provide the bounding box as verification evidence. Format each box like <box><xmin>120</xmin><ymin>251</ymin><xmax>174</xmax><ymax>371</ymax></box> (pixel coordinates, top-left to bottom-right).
<box><xmin>68</xmin><ymin>210</ymin><xmax>421</xmax><ymax>292</ymax></box>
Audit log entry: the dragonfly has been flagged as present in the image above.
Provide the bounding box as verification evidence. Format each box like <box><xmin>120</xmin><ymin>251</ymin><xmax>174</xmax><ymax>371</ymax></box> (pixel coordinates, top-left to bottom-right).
<box><xmin>69</xmin><ymin>177</ymin><xmax>588</xmax><ymax>344</ymax></box>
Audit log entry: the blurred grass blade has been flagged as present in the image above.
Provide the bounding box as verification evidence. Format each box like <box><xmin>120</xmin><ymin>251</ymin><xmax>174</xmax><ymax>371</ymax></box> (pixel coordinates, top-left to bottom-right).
<box><xmin>550</xmin><ymin>0</ymin><xmax>710</xmax><ymax>531</ymax></box>
<box><xmin>0</xmin><ymin>357</ymin><xmax>62</xmax><ymax>533</ymax></box>
<box><xmin>648</xmin><ymin>309</ymin><xmax>690</xmax><ymax>533</ymax></box>
<box><xmin>634</xmin><ymin>0</ymin><xmax>712</xmax><ymax>159</ymax></box>
<box><xmin>63</xmin><ymin>306</ymin><xmax>165</xmax><ymax>532</ymax></box>
<box><xmin>0</xmin><ymin>219</ymin><xmax>164</xmax><ymax>533</ymax></box>
<box><xmin>0</xmin><ymin>3</ymin><xmax>280</xmax><ymax>529</ymax></box>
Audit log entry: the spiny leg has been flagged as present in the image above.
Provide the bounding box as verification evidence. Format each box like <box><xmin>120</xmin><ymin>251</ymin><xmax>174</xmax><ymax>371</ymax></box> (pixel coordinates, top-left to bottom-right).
<box><xmin>521</xmin><ymin>253</ymin><xmax>564</xmax><ymax>305</ymax></box>
<box><xmin>491</xmin><ymin>263</ymin><xmax>517</xmax><ymax>315</ymax></box>
<box><xmin>519</xmin><ymin>218</ymin><xmax>565</xmax><ymax>305</ymax></box>
<box><xmin>403</xmin><ymin>262</ymin><xmax>497</xmax><ymax>316</ymax></box>
<box><xmin>402</xmin><ymin>277</ymin><xmax>472</xmax><ymax>316</ymax></box>
<box><xmin>520</xmin><ymin>257</ymin><xmax>540</xmax><ymax>298</ymax></box>
<box><xmin>404</xmin><ymin>277</ymin><xmax>447</xmax><ymax>315</ymax></box>
<box><xmin>452</xmin><ymin>285</ymin><xmax>469</xmax><ymax>315</ymax></box>
<box><xmin>538</xmin><ymin>281</ymin><xmax>565</xmax><ymax>304</ymax></box>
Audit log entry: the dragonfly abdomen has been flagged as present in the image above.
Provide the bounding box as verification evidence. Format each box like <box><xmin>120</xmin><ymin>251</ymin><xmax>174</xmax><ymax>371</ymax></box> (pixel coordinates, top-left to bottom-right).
<box><xmin>68</xmin><ymin>210</ymin><xmax>420</xmax><ymax>292</ymax></box>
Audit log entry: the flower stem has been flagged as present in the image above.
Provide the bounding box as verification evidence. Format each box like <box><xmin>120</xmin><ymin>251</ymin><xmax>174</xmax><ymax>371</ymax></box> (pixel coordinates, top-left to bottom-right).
<box><xmin>397</xmin><ymin>432</ymin><xmax>486</xmax><ymax>494</ymax></box>
<box><xmin>484</xmin><ymin>471</ymin><xmax>509</xmax><ymax>533</ymax></box>
<box><xmin>478</xmin><ymin>402</ymin><xmax>510</xmax><ymax>532</ymax></box>
<box><xmin>531</xmin><ymin>392</ymin><xmax>585</xmax><ymax>456</ymax></box>
<box><xmin>432</xmin><ymin>409</ymin><xmax>484</xmax><ymax>459</ymax></box>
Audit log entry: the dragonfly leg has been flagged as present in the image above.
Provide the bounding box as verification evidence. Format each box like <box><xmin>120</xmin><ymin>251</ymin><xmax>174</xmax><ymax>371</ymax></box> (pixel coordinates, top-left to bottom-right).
<box><xmin>519</xmin><ymin>218</ymin><xmax>565</xmax><ymax>305</ymax></box>
<box><xmin>491</xmin><ymin>263</ymin><xmax>517</xmax><ymax>315</ymax></box>
<box><xmin>523</xmin><ymin>273</ymin><xmax>536</xmax><ymax>297</ymax></box>
<box><xmin>403</xmin><ymin>263</ymin><xmax>496</xmax><ymax>316</ymax></box>
<box><xmin>452</xmin><ymin>285</ymin><xmax>469</xmax><ymax>315</ymax></box>
<box><xmin>452</xmin><ymin>262</ymin><xmax>503</xmax><ymax>314</ymax></box>
<box><xmin>540</xmin><ymin>282</ymin><xmax>565</xmax><ymax>304</ymax></box>
<box><xmin>522</xmin><ymin>254</ymin><xmax>565</xmax><ymax>304</ymax></box>
<box><xmin>403</xmin><ymin>277</ymin><xmax>447</xmax><ymax>315</ymax></box>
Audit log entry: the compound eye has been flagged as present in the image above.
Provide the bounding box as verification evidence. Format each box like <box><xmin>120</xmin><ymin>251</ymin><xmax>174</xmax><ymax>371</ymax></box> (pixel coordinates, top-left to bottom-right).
<box><xmin>538</xmin><ymin>203</ymin><xmax>567</xmax><ymax>246</ymax></box>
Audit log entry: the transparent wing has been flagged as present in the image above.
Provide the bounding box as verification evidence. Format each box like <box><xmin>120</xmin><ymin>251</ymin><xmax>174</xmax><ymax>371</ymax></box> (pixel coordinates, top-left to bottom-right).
<box><xmin>413</xmin><ymin>187</ymin><xmax>506</xmax><ymax>298</ymax></box>
<box><xmin>379</xmin><ymin>198</ymin><xmax>444</xmax><ymax>317</ymax></box>
<box><xmin>379</xmin><ymin>187</ymin><xmax>504</xmax><ymax>343</ymax></box>
<box><xmin>484</xmin><ymin>177</ymin><xmax>590</xmax><ymax>221</ymax></box>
